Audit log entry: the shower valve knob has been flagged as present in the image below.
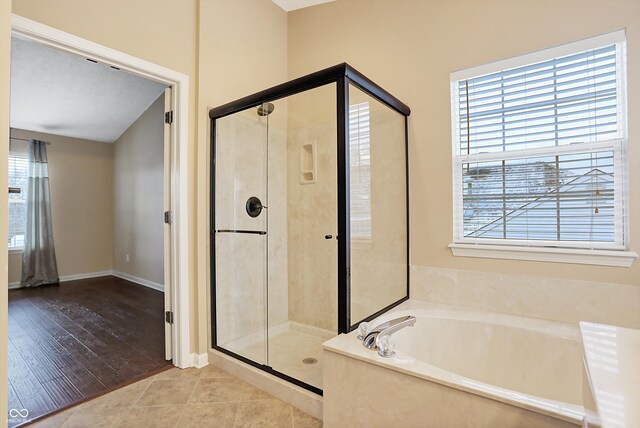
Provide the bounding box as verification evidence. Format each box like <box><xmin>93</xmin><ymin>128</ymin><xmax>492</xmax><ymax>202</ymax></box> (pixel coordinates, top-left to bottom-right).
<box><xmin>246</xmin><ymin>196</ymin><xmax>265</xmax><ymax>218</ymax></box>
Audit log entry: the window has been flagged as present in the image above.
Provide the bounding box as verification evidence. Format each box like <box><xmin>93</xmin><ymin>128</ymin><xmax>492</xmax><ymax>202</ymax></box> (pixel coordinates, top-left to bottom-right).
<box><xmin>450</xmin><ymin>31</ymin><xmax>636</xmax><ymax>266</ymax></box>
<box><xmin>8</xmin><ymin>152</ymin><xmax>28</xmax><ymax>250</ymax></box>
<box><xmin>349</xmin><ymin>101</ymin><xmax>371</xmax><ymax>239</ymax></box>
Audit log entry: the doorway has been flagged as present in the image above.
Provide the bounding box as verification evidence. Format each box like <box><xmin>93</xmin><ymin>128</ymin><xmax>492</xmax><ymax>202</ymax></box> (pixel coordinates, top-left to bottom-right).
<box><xmin>6</xmin><ymin>14</ymin><xmax>190</xmax><ymax>426</ymax></box>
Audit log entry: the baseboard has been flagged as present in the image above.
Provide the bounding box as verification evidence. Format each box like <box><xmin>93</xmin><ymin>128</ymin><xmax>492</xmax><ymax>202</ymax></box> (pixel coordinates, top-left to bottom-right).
<box><xmin>8</xmin><ymin>270</ymin><xmax>113</xmax><ymax>289</ymax></box>
<box><xmin>112</xmin><ymin>271</ymin><xmax>164</xmax><ymax>292</ymax></box>
<box><xmin>191</xmin><ymin>352</ymin><xmax>209</xmax><ymax>368</ymax></box>
<box><xmin>61</xmin><ymin>270</ymin><xmax>114</xmax><ymax>282</ymax></box>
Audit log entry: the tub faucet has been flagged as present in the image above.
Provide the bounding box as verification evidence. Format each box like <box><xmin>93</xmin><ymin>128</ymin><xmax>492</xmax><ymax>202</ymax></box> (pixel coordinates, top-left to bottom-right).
<box><xmin>361</xmin><ymin>315</ymin><xmax>416</xmax><ymax>352</ymax></box>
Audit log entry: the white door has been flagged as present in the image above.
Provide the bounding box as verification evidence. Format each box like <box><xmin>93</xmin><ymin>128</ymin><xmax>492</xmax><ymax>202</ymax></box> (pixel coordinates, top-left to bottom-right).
<box><xmin>163</xmin><ymin>87</ymin><xmax>173</xmax><ymax>361</ymax></box>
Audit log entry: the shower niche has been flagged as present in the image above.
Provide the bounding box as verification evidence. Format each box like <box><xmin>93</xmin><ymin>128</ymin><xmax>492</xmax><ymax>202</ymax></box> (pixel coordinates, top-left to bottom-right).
<box><xmin>209</xmin><ymin>63</ymin><xmax>410</xmax><ymax>394</ymax></box>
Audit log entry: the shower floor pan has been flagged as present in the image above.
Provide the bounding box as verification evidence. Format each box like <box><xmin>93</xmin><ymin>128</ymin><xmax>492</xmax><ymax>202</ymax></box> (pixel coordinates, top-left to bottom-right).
<box><xmin>222</xmin><ymin>322</ymin><xmax>335</xmax><ymax>390</ymax></box>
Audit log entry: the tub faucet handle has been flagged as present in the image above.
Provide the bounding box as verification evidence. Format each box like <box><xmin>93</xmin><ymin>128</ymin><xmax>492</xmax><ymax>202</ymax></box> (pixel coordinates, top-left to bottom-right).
<box><xmin>377</xmin><ymin>334</ymin><xmax>396</xmax><ymax>358</ymax></box>
<box><xmin>357</xmin><ymin>322</ymin><xmax>371</xmax><ymax>340</ymax></box>
<box><xmin>363</xmin><ymin>315</ymin><xmax>416</xmax><ymax>351</ymax></box>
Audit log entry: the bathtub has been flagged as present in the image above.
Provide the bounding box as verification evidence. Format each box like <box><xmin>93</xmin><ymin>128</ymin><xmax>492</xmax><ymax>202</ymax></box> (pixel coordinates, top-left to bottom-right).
<box><xmin>322</xmin><ymin>300</ymin><xmax>585</xmax><ymax>427</ymax></box>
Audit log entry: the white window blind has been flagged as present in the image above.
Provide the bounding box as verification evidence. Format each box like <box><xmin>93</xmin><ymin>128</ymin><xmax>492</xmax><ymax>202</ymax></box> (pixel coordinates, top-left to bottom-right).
<box><xmin>350</xmin><ymin>102</ymin><xmax>372</xmax><ymax>239</ymax></box>
<box><xmin>8</xmin><ymin>152</ymin><xmax>28</xmax><ymax>249</ymax></box>
<box><xmin>451</xmin><ymin>32</ymin><xmax>627</xmax><ymax>250</ymax></box>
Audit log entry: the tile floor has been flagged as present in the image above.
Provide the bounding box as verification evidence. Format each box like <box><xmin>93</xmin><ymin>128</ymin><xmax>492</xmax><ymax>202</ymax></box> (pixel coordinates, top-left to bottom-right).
<box><xmin>26</xmin><ymin>365</ymin><xmax>322</xmax><ymax>428</ymax></box>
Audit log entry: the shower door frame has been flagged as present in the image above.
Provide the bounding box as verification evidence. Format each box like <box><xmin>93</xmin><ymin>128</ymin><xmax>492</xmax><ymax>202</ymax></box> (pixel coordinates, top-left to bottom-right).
<box><xmin>209</xmin><ymin>63</ymin><xmax>411</xmax><ymax>395</ymax></box>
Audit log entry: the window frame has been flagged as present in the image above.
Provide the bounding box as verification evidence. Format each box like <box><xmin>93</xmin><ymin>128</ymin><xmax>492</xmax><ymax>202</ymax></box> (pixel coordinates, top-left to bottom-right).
<box><xmin>8</xmin><ymin>150</ymin><xmax>28</xmax><ymax>252</ymax></box>
<box><xmin>449</xmin><ymin>30</ymin><xmax>636</xmax><ymax>267</ymax></box>
<box><xmin>349</xmin><ymin>100</ymin><xmax>372</xmax><ymax>240</ymax></box>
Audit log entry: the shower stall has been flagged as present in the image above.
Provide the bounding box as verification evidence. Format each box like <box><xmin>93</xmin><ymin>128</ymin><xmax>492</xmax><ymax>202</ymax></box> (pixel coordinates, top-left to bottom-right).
<box><xmin>209</xmin><ymin>63</ymin><xmax>410</xmax><ymax>394</ymax></box>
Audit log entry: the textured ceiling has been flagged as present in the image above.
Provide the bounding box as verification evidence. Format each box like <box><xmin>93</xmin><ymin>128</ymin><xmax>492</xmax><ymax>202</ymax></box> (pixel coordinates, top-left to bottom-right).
<box><xmin>10</xmin><ymin>36</ymin><xmax>166</xmax><ymax>143</ymax></box>
<box><xmin>272</xmin><ymin>0</ymin><xmax>335</xmax><ymax>12</ymax></box>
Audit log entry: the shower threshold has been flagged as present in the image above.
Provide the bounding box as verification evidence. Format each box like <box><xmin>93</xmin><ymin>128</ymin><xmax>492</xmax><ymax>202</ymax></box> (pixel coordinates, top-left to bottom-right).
<box><xmin>218</xmin><ymin>321</ymin><xmax>334</xmax><ymax>392</ymax></box>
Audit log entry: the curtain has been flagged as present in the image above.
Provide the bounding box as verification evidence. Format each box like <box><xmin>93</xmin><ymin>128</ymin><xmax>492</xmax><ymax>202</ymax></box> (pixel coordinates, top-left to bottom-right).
<box><xmin>21</xmin><ymin>139</ymin><xmax>59</xmax><ymax>287</ymax></box>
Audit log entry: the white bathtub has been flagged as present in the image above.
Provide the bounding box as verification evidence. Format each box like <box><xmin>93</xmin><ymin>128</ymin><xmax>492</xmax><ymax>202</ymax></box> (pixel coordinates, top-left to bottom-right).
<box><xmin>322</xmin><ymin>300</ymin><xmax>586</xmax><ymax>427</ymax></box>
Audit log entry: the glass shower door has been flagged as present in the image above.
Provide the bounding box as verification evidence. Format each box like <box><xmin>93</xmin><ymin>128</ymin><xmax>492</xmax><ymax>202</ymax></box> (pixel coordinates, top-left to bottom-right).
<box><xmin>214</xmin><ymin>106</ymin><xmax>269</xmax><ymax>365</ymax></box>
<box><xmin>266</xmin><ymin>84</ymin><xmax>338</xmax><ymax>391</ymax></box>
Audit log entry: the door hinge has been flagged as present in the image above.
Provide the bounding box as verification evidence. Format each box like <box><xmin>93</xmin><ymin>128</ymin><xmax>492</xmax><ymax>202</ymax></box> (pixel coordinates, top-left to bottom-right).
<box><xmin>164</xmin><ymin>211</ymin><xmax>173</xmax><ymax>224</ymax></box>
<box><xmin>164</xmin><ymin>111</ymin><xmax>173</xmax><ymax>124</ymax></box>
<box><xmin>165</xmin><ymin>311</ymin><xmax>174</xmax><ymax>324</ymax></box>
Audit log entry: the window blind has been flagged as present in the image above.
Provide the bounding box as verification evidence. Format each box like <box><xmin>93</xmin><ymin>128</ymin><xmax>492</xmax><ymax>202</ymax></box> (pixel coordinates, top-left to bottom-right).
<box><xmin>8</xmin><ymin>152</ymin><xmax>28</xmax><ymax>249</ymax></box>
<box><xmin>349</xmin><ymin>102</ymin><xmax>372</xmax><ymax>239</ymax></box>
<box><xmin>452</xmin><ymin>34</ymin><xmax>626</xmax><ymax>249</ymax></box>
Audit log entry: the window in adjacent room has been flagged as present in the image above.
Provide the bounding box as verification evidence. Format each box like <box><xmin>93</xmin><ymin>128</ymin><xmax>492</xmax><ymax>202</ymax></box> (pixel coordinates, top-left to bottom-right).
<box><xmin>449</xmin><ymin>31</ymin><xmax>634</xmax><ymax>265</ymax></box>
<box><xmin>8</xmin><ymin>150</ymin><xmax>28</xmax><ymax>250</ymax></box>
<box><xmin>349</xmin><ymin>101</ymin><xmax>372</xmax><ymax>239</ymax></box>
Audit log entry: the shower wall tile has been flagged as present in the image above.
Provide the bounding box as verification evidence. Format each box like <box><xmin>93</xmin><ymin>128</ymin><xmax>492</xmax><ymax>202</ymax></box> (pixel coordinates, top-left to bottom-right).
<box><xmin>214</xmin><ymin>111</ymin><xmax>267</xmax><ymax>232</ymax></box>
<box><xmin>215</xmin><ymin>233</ymin><xmax>266</xmax><ymax>348</ymax></box>
<box><xmin>287</xmin><ymin>120</ymin><xmax>338</xmax><ymax>332</ymax></box>
<box><xmin>411</xmin><ymin>265</ymin><xmax>640</xmax><ymax>328</ymax></box>
<box><xmin>268</xmin><ymin>125</ymin><xmax>289</xmax><ymax>328</ymax></box>
<box><xmin>214</xmin><ymin>112</ymin><xmax>289</xmax><ymax>346</ymax></box>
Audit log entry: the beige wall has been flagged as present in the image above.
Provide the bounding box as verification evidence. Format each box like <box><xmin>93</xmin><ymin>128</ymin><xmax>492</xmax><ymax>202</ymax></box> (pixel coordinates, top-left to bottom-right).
<box><xmin>113</xmin><ymin>94</ymin><xmax>165</xmax><ymax>286</ymax></box>
<box><xmin>288</xmin><ymin>0</ymin><xmax>640</xmax><ymax>290</ymax></box>
<box><xmin>1</xmin><ymin>0</ymin><xmax>11</xmax><ymax>424</ymax></box>
<box><xmin>8</xmin><ymin>129</ymin><xmax>114</xmax><ymax>284</ymax></box>
<box><xmin>197</xmin><ymin>0</ymin><xmax>288</xmax><ymax>352</ymax></box>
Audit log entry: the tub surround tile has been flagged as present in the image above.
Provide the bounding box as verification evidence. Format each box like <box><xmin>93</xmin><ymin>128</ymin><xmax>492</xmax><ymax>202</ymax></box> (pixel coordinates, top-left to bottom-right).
<box><xmin>411</xmin><ymin>265</ymin><xmax>640</xmax><ymax>328</ymax></box>
<box><xmin>30</xmin><ymin>367</ymin><xmax>320</xmax><ymax>427</ymax></box>
<box><xmin>323</xmin><ymin>299</ymin><xmax>584</xmax><ymax>425</ymax></box>
<box><xmin>323</xmin><ymin>350</ymin><xmax>578</xmax><ymax>428</ymax></box>
<box><xmin>581</xmin><ymin>322</ymin><xmax>640</xmax><ymax>428</ymax></box>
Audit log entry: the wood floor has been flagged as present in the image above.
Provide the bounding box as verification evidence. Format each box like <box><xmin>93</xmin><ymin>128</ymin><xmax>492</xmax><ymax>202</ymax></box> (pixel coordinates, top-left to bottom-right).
<box><xmin>7</xmin><ymin>276</ymin><xmax>171</xmax><ymax>427</ymax></box>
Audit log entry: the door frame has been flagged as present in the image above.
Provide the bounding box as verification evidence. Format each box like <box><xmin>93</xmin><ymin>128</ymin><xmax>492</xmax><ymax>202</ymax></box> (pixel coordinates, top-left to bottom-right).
<box><xmin>10</xmin><ymin>14</ymin><xmax>193</xmax><ymax>368</ymax></box>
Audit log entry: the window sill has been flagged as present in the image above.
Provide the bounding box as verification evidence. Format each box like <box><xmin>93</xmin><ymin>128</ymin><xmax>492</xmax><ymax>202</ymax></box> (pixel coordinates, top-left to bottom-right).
<box><xmin>9</xmin><ymin>248</ymin><xmax>23</xmax><ymax>255</ymax></box>
<box><xmin>448</xmin><ymin>243</ymin><xmax>637</xmax><ymax>267</ymax></box>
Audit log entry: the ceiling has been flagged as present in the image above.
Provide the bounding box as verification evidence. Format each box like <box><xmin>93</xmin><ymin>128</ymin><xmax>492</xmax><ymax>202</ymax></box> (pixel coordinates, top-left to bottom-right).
<box><xmin>272</xmin><ymin>0</ymin><xmax>335</xmax><ymax>12</ymax></box>
<box><xmin>10</xmin><ymin>36</ymin><xmax>167</xmax><ymax>143</ymax></box>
